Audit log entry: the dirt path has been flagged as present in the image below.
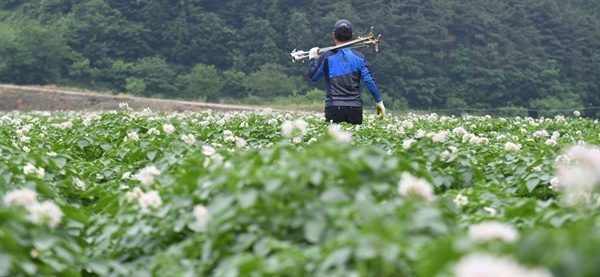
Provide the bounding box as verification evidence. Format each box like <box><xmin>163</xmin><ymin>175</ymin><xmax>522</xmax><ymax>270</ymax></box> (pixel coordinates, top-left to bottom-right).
<box><xmin>0</xmin><ymin>84</ymin><xmax>297</xmax><ymax>113</ymax></box>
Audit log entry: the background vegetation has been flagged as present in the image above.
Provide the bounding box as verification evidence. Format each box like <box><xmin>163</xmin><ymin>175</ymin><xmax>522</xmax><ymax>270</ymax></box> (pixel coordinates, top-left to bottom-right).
<box><xmin>0</xmin><ymin>0</ymin><xmax>599</xmax><ymax>115</ymax></box>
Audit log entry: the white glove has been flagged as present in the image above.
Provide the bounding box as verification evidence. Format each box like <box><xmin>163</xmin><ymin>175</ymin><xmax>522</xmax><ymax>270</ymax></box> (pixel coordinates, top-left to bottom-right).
<box><xmin>375</xmin><ymin>101</ymin><xmax>385</xmax><ymax>119</ymax></box>
<box><xmin>309</xmin><ymin>47</ymin><xmax>320</xmax><ymax>60</ymax></box>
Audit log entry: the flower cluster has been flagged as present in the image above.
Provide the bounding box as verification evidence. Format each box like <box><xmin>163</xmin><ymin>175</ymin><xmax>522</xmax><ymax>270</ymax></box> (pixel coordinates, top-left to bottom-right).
<box><xmin>3</xmin><ymin>188</ymin><xmax>38</xmax><ymax>207</ymax></box>
<box><xmin>74</xmin><ymin>178</ymin><xmax>86</xmax><ymax>191</ymax></box>
<box><xmin>397</xmin><ymin>172</ymin><xmax>435</xmax><ymax>203</ymax></box>
<box><xmin>202</xmin><ymin>145</ymin><xmax>224</xmax><ymax>168</ymax></box>
<box><xmin>163</xmin><ymin>124</ymin><xmax>175</xmax><ymax>134</ymax></box>
<box><xmin>553</xmin><ymin>145</ymin><xmax>600</xmax><ymax>206</ymax></box>
<box><xmin>468</xmin><ymin>221</ymin><xmax>519</xmax><ymax>243</ymax></box>
<box><xmin>135</xmin><ymin>165</ymin><xmax>162</xmax><ymax>186</ymax></box>
<box><xmin>3</xmin><ymin>188</ymin><xmax>63</xmax><ymax>228</ymax></box>
<box><xmin>504</xmin><ymin>142</ymin><xmax>522</xmax><ymax>151</ymax></box>
<box><xmin>192</xmin><ymin>204</ymin><xmax>210</xmax><ymax>232</ymax></box>
<box><xmin>222</xmin><ymin>130</ymin><xmax>235</xmax><ymax>143</ymax></box>
<box><xmin>181</xmin><ymin>133</ymin><xmax>196</xmax><ymax>145</ymax></box>
<box><xmin>453</xmin><ymin>193</ymin><xmax>468</xmax><ymax>208</ymax></box>
<box><xmin>23</xmin><ymin>163</ymin><xmax>45</xmax><ymax>178</ymax></box>
<box><xmin>454</xmin><ymin>252</ymin><xmax>551</xmax><ymax>277</ymax></box>
<box><xmin>281</xmin><ymin>119</ymin><xmax>309</xmax><ymax>140</ymax></box>
<box><xmin>138</xmin><ymin>190</ymin><xmax>163</xmax><ymax>214</ymax></box>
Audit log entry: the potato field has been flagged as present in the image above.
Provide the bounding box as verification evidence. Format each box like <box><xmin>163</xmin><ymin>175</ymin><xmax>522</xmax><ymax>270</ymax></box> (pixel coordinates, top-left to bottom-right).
<box><xmin>1</xmin><ymin>106</ymin><xmax>599</xmax><ymax>276</ymax></box>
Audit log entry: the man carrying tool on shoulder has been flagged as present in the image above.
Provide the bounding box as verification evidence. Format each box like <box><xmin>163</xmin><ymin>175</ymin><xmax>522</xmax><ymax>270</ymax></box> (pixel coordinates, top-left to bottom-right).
<box><xmin>308</xmin><ymin>19</ymin><xmax>385</xmax><ymax>125</ymax></box>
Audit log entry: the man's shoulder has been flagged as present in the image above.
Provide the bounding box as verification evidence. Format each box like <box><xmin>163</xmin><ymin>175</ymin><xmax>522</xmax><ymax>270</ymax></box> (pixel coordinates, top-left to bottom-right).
<box><xmin>349</xmin><ymin>49</ymin><xmax>367</xmax><ymax>59</ymax></box>
<box><xmin>322</xmin><ymin>50</ymin><xmax>337</xmax><ymax>58</ymax></box>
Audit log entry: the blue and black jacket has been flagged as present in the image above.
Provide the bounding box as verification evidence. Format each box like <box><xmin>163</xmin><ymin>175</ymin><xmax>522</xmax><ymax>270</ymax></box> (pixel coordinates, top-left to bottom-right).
<box><xmin>308</xmin><ymin>48</ymin><xmax>381</xmax><ymax>107</ymax></box>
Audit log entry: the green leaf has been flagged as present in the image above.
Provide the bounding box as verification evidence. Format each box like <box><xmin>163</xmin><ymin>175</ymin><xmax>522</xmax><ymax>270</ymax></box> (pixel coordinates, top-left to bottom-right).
<box><xmin>33</xmin><ymin>236</ymin><xmax>58</xmax><ymax>250</ymax></box>
<box><xmin>304</xmin><ymin>219</ymin><xmax>325</xmax><ymax>244</ymax></box>
<box><xmin>17</xmin><ymin>260</ymin><xmax>37</xmax><ymax>276</ymax></box>
<box><xmin>237</xmin><ymin>189</ymin><xmax>258</xmax><ymax>208</ymax></box>
<box><xmin>253</xmin><ymin>238</ymin><xmax>271</xmax><ymax>257</ymax></box>
<box><xmin>320</xmin><ymin>247</ymin><xmax>352</xmax><ymax>270</ymax></box>
<box><xmin>526</xmin><ymin>178</ymin><xmax>539</xmax><ymax>192</ymax></box>
<box><xmin>147</xmin><ymin>150</ymin><xmax>157</xmax><ymax>161</ymax></box>
<box><xmin>320</xmin><ymin>188</ymin><xmax>350</xmax><ymax>203</ymax></box>
<box><xmin>100</xmin><ymin>143</ymin><xmax>112</xmax><ymax>151</ymax></box>
<box><xmin>61</xmin><ymin>205</ymin><xmax>89</xmax><ymax>224</ymax></box>
<box><xmin>77</xmin><ymin>139</ymin><xmax>89</xmax><ymax>148</ymax></box>
<box><xmin>87</xmin><ymin>260</ymin><xmax>109</xmax><ymax>276</ymax></box>
<box><xmin>0</xmin><ymin>253</ymin><xmax>11</xmax><ymax>276</ymax></box>
<box><xmin>53</xmin><ymin>157</ymin><xmax>67</xmax><ymax>169</ymax></box>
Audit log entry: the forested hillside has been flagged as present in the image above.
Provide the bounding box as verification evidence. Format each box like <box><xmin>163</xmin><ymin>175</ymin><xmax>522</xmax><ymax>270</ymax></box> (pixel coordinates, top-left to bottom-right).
<box><xmin>1</xmin><ymin>0</ymin><xmax>599</xmax><ymax>114</ymax></box>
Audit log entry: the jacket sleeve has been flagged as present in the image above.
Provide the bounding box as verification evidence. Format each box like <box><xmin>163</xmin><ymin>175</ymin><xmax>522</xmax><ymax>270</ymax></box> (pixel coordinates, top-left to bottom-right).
<box><xmin>308</xmin><ymin>56</ymin><xmax>325</xmax><ymax>81</ymax></box>
<box><xmin>360</xmin><ymin>58</ymin><xmax>382</xmax><ymax>103</ymax></box>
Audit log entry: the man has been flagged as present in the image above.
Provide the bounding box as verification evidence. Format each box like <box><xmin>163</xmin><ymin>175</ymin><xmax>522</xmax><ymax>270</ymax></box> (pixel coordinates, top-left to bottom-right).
<box><xmin>308</xmin><ymin>19</ymin><xmax>385</xmax><ymax>125</ymax></box>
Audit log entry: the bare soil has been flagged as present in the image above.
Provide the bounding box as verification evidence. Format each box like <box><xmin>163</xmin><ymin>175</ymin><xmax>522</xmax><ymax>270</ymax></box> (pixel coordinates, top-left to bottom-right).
<box><xmin>0</xmin><ymin>84</ymin><xmax>285</xmax><ymax>113</ymax></box>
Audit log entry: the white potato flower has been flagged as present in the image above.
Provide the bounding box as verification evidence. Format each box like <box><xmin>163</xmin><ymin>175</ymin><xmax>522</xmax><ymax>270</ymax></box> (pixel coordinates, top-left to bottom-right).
<box><xmin>328</xmin><ymin>124</ymin><xmax>351</xmax><ymax>142</ymax></box>
<box><xmin>468</xmin><ymin>221</ymin><xmax>519</xmax><ymax>243</ymax></box>
<box><xmin>235</xmin><ymin>137</ymin><xmax>247</xmax><ymax>148</ymax></box>
<box><xmin>29</xmin><ymin>201</ymin><xmax>63</xmax><ymax>229</ymax></box>
<box><xmin>533</xmin><ymin>130</ymin><xmax>549</xmax><ymax>138</ymax></box>
<box><xmin>415</xmin><ymin>129</ymin><xmax>426</xmax><ymax>138</ymax></box>
<box><xmin>3</xmin><ymin>188</ymin><xmax>38</xmax><ymax>207</ymax></box>
<box><xmin>281</xmin><ymin>121</ymin><xmax>294</xmax><ymax>138</ymax></box>
<box><xmin>554</xmin><ymin>145</ymin><xmax>600</xmax><ymax>205</ymax></box>
<box><xmin>138</xmin><ymin>190</ymin><xmax>162</xmax><ymax>214</ymax></box>
<box><xmin>121</xmin><ymin>171</ymin><xmax>132</xmax><ymax>179</ymax></box>
<box><xmin>136</xmin><ymin>165</ymin><xmax>162</xmax><ymax>186</ymax></box>
<box><xmin>293</xmin><ymin>119</ymin><xmax>309</xmax><ymax>137</ymax></box>
<box><xmin>147</xmin><ymin>128</ymin><xmax>160</xmax><ymax>135</ymax></box>
<box><xmin>504</xmin><ymin>142</ymin><xmax>522</xmax><ymax>151</ymax></box>
<box><xmin>452</xmin><ymin>126</ymin><xmax>467</xmax><ymax>136</ymax></box>
<box><xmin>193</xmin><ymin>204</ymin><xmax>210</xmax><ymax>230</ymax></box>
<box><xmin>453</xmin><ymin>193</ymin><xmax>468</xmax><ymax>208</ymax></box>
<box><xmin>545</xmin><ymin>139</ymin><xmax>557</xmax><ymax>146</ymax></box>
<box><xmin>483</xmin><ymin>206</ymin><xmax>497</xmax><ymax>216</ymax></box>
<box><xmin>125</xmin><ymin>187</ymin><xmax>143</xmax><ymax>203</ymax></box>
<box><xmin>402</xmin><ymin>120</ymin><xmax>414</xmax><ymax>129</ymax></box>
<box><xmin>163</xmin><ymin>124</ymin><xmax>175</xmax><ymax>134</ymax></box>
<box><xmin>60</xmin><ymin>121</ymin><xmax>73</xmax><ymax>129</ymax></box>
<box><xmin>431</xmin><ymin>131</ymin><xmax>447</xmax><ymax>143</ymax></box>
<box><xmin>454</xmin><ymin>252</ymin><xmax>552</xmax><ymax>277</ymax></box>
<box><xmin>397</xmin><ymin>172</ymin><xmax>435</xmax><ymax>203</ymax></box>
<box><xmin>403</xmin><ymin>139</ymin><xmax>416</xmax><ymax>149</ymax></box>
<box><xmin>128</xmin><ymin>132</ymin><xmax>140</xmax><ymax>141</ymax></box>
<box><xmin>74</xmin><ymin>178</ymin><xmax>86</xmax><ymax>190</ymax></box>
<box><xmin>574</xmin><ymin>110</ymin><xmax>580</xmax><ymax>117</ymax></box>
<box><xmin>201</xmin><ymin>145</ymin><xmax>216</xmax><ymax>156</ymax></box>
<box><xmin>224</xmin><ymin>135</ymin><xmax>235</xmax><ymax>143</ymax></box>
<box><xmin>23</xmin><ymin>163</ymin><xmax>44</xmax><ymax>178</ymax></box>
<box><xmin>181</xmin><ymin>134</ymin><xmax>196</xmax><ymax>145</ymax></box>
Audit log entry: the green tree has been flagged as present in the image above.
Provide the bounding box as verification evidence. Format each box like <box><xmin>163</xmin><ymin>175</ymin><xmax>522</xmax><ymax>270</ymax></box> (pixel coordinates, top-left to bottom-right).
<box><xmin>245</xmin><ymin>63</ymin><xmax>297</xmax><ymax>99</ymax></box>
<box><xmin>176</xmin><ymin>64</ymin><xmax>223</xmax><ymax>102</ymax></box>
<box><xmin>125</xmin><ymin>77</ymin><xmax>146</xmax><ymax>95</ymax></box>
<box><xmin>221</xmin><ymin>69</ymin><xmax>248</xmax><ymax>99</ymax></box>
<box><xmin>131</xmin><ymin>56</ymin><xmax>176</xmax><ymax>97</ymax></box>
<box><xmin>0</xmin><ymin>19</ymin><xmax>71</xmax><ymax>84</ymax></box>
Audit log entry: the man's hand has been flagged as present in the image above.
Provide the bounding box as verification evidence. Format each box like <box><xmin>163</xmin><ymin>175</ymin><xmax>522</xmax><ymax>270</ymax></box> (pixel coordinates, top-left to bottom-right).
<box><xmin>376</xmin><ymin>101</ymin><xmax>385</xmax><ymax>119</ymax></box>
<box><xmin>309</xmin><ymin>47</ymin><xmax>320</xmax><ymax>60</ymax></box>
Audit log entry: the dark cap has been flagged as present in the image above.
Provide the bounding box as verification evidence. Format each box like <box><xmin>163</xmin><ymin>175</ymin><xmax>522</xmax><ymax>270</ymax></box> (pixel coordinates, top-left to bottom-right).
<box><xmin>333</xmin><ymin>19</ymin><xmax>352</xmax><ymax>34</ymax></box>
